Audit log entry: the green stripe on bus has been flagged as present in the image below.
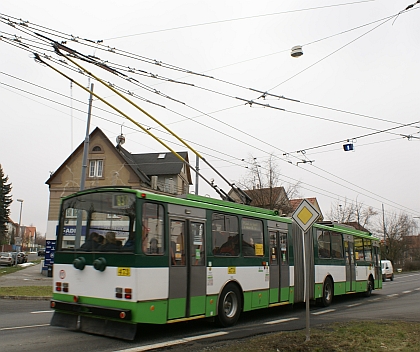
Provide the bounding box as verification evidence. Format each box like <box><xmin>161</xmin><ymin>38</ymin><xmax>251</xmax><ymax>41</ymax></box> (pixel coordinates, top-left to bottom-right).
<box><xmin>167</xmin><ymin>297</ymin><xmax>186</xmax><ymax>320</ymax></box>
<box><xmin>189</xmin><ymin>295</ymin><xmax>206</xmax><ymax>316</ymax></box>
<box><xmin>334</xmin><ymin>281</ymin><xmax>346</xmax><ymax>295</ymax></box>
<box><xmin>269</xmin><ymin>288</ymin><xmax>279</xmax><ymax>304</ymax></box>
<box><xmin>205</xmin><ymin>295</ymin><xmax>218</xmax><ymax>317</ymax></box>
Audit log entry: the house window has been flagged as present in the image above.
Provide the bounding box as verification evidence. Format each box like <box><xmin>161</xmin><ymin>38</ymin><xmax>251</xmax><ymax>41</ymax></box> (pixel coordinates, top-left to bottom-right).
<box><xmin>89</xmin><ymin>160</ymin><xmax>103</xmax><ymax>177</ymax></box>
<box><xmin>65</xmin><ymin>208</ymin><xmax>79</xmax><ymax>218</ymax></box>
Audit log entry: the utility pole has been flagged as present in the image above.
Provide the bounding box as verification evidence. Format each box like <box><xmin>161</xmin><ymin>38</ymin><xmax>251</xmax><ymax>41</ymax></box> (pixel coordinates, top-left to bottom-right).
<box><xmin>75</xmin><ymin>83</ymin><xmax>94</xmax><ymax>248</ymax></box>
<box><xmin>195</xmin><ymin>155</ymin><xmax>199</xmax><ymax>195</ymax></box>
<box><xmin>382</xmin><ymin>204</ymin><xmax>386</xmax><ymax>243</ymax></box>
<box><xmin>80</xmin><ymin>83</ymin><xmax>94</xmax><ymax>192</ymax></box>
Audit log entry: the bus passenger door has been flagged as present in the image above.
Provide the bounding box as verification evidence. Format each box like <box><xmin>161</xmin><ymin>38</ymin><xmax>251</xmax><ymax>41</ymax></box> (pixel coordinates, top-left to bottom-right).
<box><xmin>168</xmin><ymin>219</ymin><xmax>206</xmax><ymax>320</ymax></box>
<box><xmin>188</xmin><ymin>221</ymin><xmax>206</xmax><ymax>316</ymax></box>
<box><xmin>269</xmin><ymin>231</ymin><xmax>289</xmax><ymax>303</ymax></box>
<box><xmin>344</xmin><ymin>237</ymin><xmax>355</xmax><ymax>292</ymax></box>
<box><xmin>168</xmin><ymin>219</ymin><xmax>187</xmax><ymax>319</ymax></box>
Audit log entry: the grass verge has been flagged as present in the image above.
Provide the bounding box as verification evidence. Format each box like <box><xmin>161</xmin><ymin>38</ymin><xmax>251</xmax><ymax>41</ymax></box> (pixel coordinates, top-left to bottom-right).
<box><xmin>199</xmin><ymin>321</ymin><xmax>420</xmax><ymax>352</ymax></box>
<box><xmin>0</xmin><ymin>285</ymin><xmax>52</xmax><ymax>297</ymax></box>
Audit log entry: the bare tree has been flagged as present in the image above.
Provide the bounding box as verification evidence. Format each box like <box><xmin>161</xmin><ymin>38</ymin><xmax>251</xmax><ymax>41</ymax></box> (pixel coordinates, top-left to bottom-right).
<box><xmin>35</xmin><ymin>232</ymin><xmax>46</xmax><ymax>247</ymax></box>
<box><xmin>235</xmin><ymin>153</ymin><xmax>301</xmax><ymax>213</ymax></box>
<box><xmin>378</xmin><ymin>212</ymin><xmax>415</xmax><ymax>267</ymax></box>
<box><xmin>328</xmin><ymin>198</ymin><xmax>377</xmax><ymax>230</ymax></box>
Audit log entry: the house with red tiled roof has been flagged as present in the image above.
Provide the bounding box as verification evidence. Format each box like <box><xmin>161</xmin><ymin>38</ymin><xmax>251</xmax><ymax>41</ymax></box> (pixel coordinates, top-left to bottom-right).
<box><xmin>289</xmin><ymin>197</ymin><xmax>324</xmax><ymax>221</ymax></box>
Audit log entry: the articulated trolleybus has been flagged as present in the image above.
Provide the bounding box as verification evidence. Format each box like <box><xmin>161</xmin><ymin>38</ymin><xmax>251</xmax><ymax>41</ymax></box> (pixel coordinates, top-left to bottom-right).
<box><xmin>51</xmin><ymin>187</ymin><xmax>382</xmax><ymax>340</ymax></box>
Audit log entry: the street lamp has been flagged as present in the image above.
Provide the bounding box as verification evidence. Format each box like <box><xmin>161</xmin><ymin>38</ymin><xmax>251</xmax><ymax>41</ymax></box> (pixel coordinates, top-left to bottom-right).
<box><xmin>17</xmin><ymin>199</ymin><xmax>24</xmax><ymax>252</ymax></box>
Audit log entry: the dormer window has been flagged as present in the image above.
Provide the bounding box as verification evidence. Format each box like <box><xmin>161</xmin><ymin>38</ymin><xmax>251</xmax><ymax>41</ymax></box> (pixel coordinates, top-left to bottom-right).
<box><xmin>92</xmin><ymin>146</ymin><xmax>102</xmax><ymax>152</ymax></box>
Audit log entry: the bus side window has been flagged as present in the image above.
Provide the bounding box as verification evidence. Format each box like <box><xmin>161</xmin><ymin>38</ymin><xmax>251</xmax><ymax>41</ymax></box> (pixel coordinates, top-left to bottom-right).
<box><xmin>142</xmin><ymin>202</ymin><xmax>165</xmax><ymax>255</ymax></box>
<box><xmin>242</xmin><ymin>218</ymin><xmax>264</xmax><ymax>257</ymax></box>
<box><xmin>212</xmin><ymin>213</ymin><xmax>239</xmax><ymax>256</ymax></box>
<box><xmin>331</xmin><ymin>232</ymin><xmax>343</xmax><ymax>259</ymax></box>
<box><xmin>363</xmin><ymin>239</ymin><xmax>372</xmax><ymax>261</ymax></box>
<box><xmin>318</xmin><ymin>230</ymin><xmax>331</xmax><ymax>258</ymax></box>
<box><xmin>354</xmin><ymin>238</ymin><xmax>364</xmax><ymax>261</ymax></box>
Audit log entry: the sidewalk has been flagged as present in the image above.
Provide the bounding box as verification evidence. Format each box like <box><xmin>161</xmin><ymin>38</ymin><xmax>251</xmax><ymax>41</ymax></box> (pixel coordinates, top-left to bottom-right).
<box><xmin>0</xmin><ymin>262</ymin><xmax>52</xmax><ymax>300</ymax></box>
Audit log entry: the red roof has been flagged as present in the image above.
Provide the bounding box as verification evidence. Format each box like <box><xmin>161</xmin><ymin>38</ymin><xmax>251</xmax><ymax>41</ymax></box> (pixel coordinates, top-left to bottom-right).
<box><xmin>289</xmin><ymin>198</ymin><xmax>318</xmax><ymax>211</ymax></box>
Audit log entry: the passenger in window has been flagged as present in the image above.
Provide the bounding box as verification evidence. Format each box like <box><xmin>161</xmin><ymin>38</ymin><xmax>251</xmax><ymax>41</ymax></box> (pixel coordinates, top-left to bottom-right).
<box><xmin>219</xmin><ymin>235</ymin><xmax>239</xmax><ymax>256</ymax></box>
<box><xmin>123</xmin><ymin>232</ymin><xmax>135</xmax><ymax>250</ymax></box>
<box><xmin>81</xmin><ymin>232</ymin><xmax>100</xmax><ymax>251</ymax></box>
<box><xmin>318</xmin><ymin>245</ymin><xmax>330</xmax><ymax>258</ymax></box>
<box><xmin>99</xmin><ymin>231</ymin><xmax>121</xmax><ymax>251</ymax></box>
<box><xmin>242</xmin><ymin>237</ymin><xmax>255</xmax><ymax>256</ymax></box>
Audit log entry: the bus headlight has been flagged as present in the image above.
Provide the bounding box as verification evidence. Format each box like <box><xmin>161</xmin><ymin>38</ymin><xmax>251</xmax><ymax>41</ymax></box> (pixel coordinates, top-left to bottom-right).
<box><xmin>73</xmin><ymin>257</ymin><xmax>86</xmax><ymax>270</ymax></box>
<box><xmin>93</xmin><ymin>257</ymin><xmax>107</xmax><ymax>272</ymax></box>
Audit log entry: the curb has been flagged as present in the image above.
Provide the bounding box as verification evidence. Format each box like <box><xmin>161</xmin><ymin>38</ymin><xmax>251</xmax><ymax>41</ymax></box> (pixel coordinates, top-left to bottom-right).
<box><xmin>0</xmin><ymin>295</ymin><xmax>51</xmax><ymax>301</ymax></box>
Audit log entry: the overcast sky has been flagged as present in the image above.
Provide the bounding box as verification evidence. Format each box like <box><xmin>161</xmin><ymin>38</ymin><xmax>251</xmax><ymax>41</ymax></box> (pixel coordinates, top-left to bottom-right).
<box><xmin>1</xmin><ymin>0</ymin><xmax>419</xmax><ymax>235</ymax></box>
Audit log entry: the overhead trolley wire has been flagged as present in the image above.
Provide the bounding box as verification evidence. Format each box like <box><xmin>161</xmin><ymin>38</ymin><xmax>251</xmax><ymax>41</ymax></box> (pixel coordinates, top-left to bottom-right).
<box><xmin>1</xmin><ymin>9</ymin><xmax>418</xmax><ymax>214</ymax></box>
<box><xmin>103</xmin><ymin>0</ymin><xmax>376</xmax><ymax>40</ymax></box>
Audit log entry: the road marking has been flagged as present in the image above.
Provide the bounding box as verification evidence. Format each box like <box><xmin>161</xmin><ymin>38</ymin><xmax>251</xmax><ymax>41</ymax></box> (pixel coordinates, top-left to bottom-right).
<box><xmin>387</xmin><ymin>294</ymin><xmax>399</xmax><ymax>298</ymax></box>
<box><xmin>347</xmin><ymin>303</ymin><xmax>362</xmax><ymax>307</ymax></box>
<box><xmin>415</xmin><ymin>288</ymin><xmax>420</xmax><ymax>291</ymax></box>
<box><xmin>31</xmin><ymin>310</ymin><xmax>54</xmax><ymax>314</ymax></box>
<box><xmin>402</xmin><ymin>291</ymin><xmax>412</xmax><ymax>294</ymax></box>
<box><xmin>116</xmin><ymin>331</ymin><xmax>229</xmax><ymax>352</ymax></box>
<box><xmin>312</xmin><ymin>309</ymin><xmax>335</xmax><ymax>315</ymax></box>
<box><xmin>368</xmin><ymin>298</ymin><xmax>381</xmax><ymax>302</ymax></box>
<box><xmin>0</xmin><ymin>324</ymin><xmax>50</xmax><ymax>331</ymax></box>
<box><xmin>264</xmin><ymin>317</ymin><xmax>299</xmax><ymax>325</ymax></box>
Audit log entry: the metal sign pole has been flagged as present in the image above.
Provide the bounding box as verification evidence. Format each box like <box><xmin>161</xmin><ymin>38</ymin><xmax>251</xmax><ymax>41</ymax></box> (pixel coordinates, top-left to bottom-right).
<box><xmin>305</xmin><ymin>228</ymin><xmax>310</xmax><ymax>342</ymax></box>
<box><xmin>291</xmin><ymin>199</ymin><xmax>320</xmax><ymax>344</ymax></box>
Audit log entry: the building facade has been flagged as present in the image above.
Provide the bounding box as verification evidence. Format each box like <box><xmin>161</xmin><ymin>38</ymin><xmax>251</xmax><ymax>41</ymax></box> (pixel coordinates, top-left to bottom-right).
<box><xmin>45</xmin><ymin>127</ymin><xmax>192</xmax><ymax>239</ymax></box>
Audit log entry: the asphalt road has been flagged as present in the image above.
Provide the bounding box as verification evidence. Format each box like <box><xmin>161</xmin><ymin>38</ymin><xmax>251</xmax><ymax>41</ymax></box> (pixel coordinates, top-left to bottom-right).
<box><xmin>1</xmin><ymin>271</ymin><xmax>419</xmax><ymax>352</ymax></box>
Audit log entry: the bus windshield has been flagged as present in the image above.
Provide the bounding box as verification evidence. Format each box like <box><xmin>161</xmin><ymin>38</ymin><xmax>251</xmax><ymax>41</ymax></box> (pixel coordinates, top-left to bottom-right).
<box><xmin>58</xmin><ymin>191</ymin><xmax>137</xmax><ymax>252</ymax></box>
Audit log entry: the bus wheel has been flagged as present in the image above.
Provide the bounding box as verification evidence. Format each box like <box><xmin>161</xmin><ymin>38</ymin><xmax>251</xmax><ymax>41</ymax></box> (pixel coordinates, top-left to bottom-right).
<box><xmin>217</xmin><ymin>283</ymin><xmax>242</xmax><ymax>327</ymax></box>
<box><xmin>364</xmin><ymin>278</ymin><xmax>373</xmax><ymax>297</ymax></box>
<box><xmin>321</xmin><ymin>277</ymin><xmax>333</xmax><ymax>307</ymax></box>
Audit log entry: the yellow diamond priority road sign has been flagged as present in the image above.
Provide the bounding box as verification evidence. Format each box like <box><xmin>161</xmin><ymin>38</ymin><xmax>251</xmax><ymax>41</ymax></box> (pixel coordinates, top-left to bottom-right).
<box><xmin>292</xmin><ymin>199</ymin><xmax>320</xmax><ymax>232</ymax></box>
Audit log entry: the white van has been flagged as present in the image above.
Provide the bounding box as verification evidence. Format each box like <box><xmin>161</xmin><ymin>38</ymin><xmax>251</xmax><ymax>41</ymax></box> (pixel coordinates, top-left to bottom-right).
<box><xmin>381</xmin><ymin>260</ymin><xmax>394</xmax><ymax>281</ymax></box>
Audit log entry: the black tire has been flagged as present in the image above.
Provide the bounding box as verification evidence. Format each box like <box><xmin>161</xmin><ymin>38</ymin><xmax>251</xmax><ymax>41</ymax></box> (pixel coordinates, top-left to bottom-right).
<box><xmin>217</xmin><ymin>283</ymin><xmax>242</xmax><ymax>327</ymax></box>
<box><xmin>391</xmin><ymin>274</ymin><xmax>394</xmax><ymax>281</ymax></box>
<box><xmin>364</xmin><ymin>278</ymin><xmax>373</xmax><ymax>297</ymax></box>
<box><xmin>320</xmin><ymin>277</ymin><xmax>333</xmax><ymax>307</ymax></box>
<box><xmin>382</xmin><ymin>275</ymin><xmax>386</xmax><ymax>282</ymax></box>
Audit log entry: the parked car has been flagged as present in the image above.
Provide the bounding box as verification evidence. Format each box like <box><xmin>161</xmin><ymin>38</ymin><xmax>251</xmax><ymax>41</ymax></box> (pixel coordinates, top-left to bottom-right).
<box><xmin>381</xmin><ymin>259</ymin><xmax>394</xmax><ymax>281</ymax></box>
<box><xmin>0</xmin><ymin>252</ymin><xmax>16</xmax><ymax>266</ymax></box>
<box><xmin>17</xmin><ymin>252</ymin><xmax>28</xmax><ymax>264</ymax></box>
<box><xmin>38</xmin><ymin>249</ymin><xmax>45</xmax><ymax>257</ymax></box>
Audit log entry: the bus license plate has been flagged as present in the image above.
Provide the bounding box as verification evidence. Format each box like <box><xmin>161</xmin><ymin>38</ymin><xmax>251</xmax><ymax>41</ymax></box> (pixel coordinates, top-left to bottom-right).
<box><xmin>117</xmin><ymin>267</ymin><xmax>131</xmax><ymax>276</ymax></box>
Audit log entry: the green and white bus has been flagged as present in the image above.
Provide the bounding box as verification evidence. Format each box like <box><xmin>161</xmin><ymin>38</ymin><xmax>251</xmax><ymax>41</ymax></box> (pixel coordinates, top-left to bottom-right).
<box><xmin>50</xmin><ymin>187</ymin><xmax>382</xmax><ymax>340</ymax></box>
